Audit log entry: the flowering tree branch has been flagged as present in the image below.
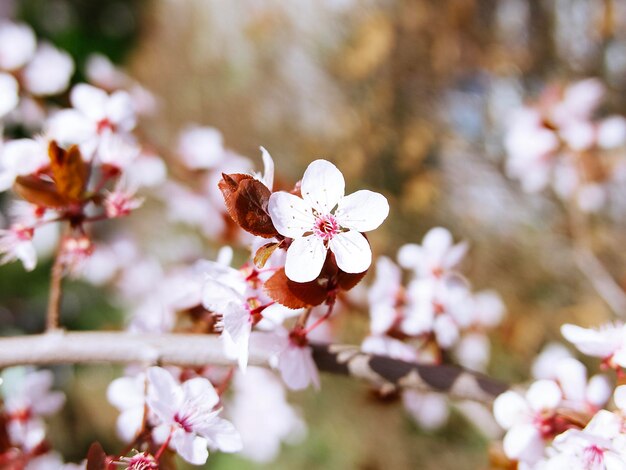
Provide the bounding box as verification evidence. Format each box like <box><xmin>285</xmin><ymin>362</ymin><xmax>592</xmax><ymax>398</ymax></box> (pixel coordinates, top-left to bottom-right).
<box><xmin>0</xmin><ymin>331</ymin><xmax>506</xmax><ymax>404</ymax></box>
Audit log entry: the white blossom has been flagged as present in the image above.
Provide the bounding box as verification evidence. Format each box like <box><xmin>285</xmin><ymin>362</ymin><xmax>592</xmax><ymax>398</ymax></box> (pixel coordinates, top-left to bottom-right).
<box><xmin>268</xmin><ymin>159</ymin><xmax>389</xmax><ymax>282</ymax></box>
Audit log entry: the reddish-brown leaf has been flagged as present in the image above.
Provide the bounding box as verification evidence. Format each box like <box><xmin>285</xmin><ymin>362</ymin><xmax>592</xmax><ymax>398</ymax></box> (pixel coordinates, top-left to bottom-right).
<box><xmin>337</xmin><ymin>268</ymin><xmax>368</xmax><ymax>291</ymax></box>
<box><xmin>86</xmin><ymin>442</ymin><xmax>107</xmax><ymax>470</ymax></box>
<box><xmin>218</xmin><ymin>173</ymin><xmax>278</xmax><ymax>238</ymax></box>
<box><xmin>49</xmin><ymin>141</ymin><xmax>89</xmax><ymax>201</ymax></box>
<box><xmin>264</xmin><ymin>267</ymin><xmax>329</xmax><ymax>309</ymax></box>
<box><xmin>254</xmin><ymin>241</ymin><xmax>280</xmax><ymax>268</ymax></box>
<box><xmin>13</xmin><ymin>175</ymin><xmax>67</xmax><ymax>208</ymax></box>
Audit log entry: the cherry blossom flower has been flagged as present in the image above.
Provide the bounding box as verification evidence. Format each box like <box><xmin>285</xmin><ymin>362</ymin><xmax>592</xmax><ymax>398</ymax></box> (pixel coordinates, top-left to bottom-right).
<box><xmin>119</xmin><ymin>452</ymin><xmax>158</xmax><ymax>470</ymax></box>
<box><xmin>47</xmin><ymin>83</ymin><xmax>135</xmax><ymax>155</ymax></box>
<box><xmin>146</xmin><ymin>366</ymin><xmax>242</xmax><ymax>465</ymax></box>
<box><xmin>0</xmin><ymin>224</ymin><xmax>37</xmax><ymax>271</ymax></box>
<box><xmin>268</xmin><ymin>159</ymin><xmax>389</xmax><ymax>282</ymax></box>
<box><xmin>493</xmin><ymin>380</ymin><xmax>564</xmax><ymax>464</ymax></box>
<box><xmin>397</xmin><ymin>227</ymin><xmax>468</xmax><ymax>278</ymax></box>
<box><xmin>228</xmin><ymin>368</ymin><xmax>306</xmax><ymax>462</ymax></box>
<box><xmin>1</xmin><ymin>367</ymin><xmax>65</xmax><ymax>450</ymax></box>
<box><xmin>542</xmin><ymin>410</ymin><xmax>626</xmax><ymax>469</ymax></box>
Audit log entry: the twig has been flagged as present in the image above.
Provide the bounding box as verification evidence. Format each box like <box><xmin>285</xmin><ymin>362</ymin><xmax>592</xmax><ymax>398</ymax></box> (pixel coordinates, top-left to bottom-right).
<box><xmin>46</xmin><ymin>248</ymin><xmax>65</xmax><ymax>331</ymax></box>
<box><xmin>0</xmin><ymin>331</ymin><xmax>507</xmax><ymax>404</ymax></box>
<box><xmin>574</xmin><ymin>247</ymin><xmax>626</xmax><ymax>316</ymax></box>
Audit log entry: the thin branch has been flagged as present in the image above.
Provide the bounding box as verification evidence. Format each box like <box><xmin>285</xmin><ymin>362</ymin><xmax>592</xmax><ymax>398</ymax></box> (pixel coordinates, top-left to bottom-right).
<box><xmin>46</xmin><ymin>248</ymin><xmax>65</xmax><ymax>331</ymax></box>
<box><xmin>574</xmin><ymin>247</ymin><xmax>626</xmax><ymax>316</ymax></box>
<box><xmin>0</xmin><ymin>331</ymin><xmax>506</xmax><ymax>404</ymax></box>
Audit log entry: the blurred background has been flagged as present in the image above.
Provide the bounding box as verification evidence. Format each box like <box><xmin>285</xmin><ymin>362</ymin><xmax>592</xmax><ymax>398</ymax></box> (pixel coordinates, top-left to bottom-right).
<box><xmin>3</xmin><ymin>0</ymin><xmax>626</xmax><ymax>468</ymax></box>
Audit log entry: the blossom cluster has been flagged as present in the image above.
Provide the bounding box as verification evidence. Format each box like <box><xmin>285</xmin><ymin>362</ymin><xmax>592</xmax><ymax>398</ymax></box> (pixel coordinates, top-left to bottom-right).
<box><xmin>491</xmin><ymin>321</ymin><xmax>626</xmax><ymax>468</ymax></box>
<box><xmin>504</xmin><ymin>78</ymin><xmax>626</xmax><ymax>212</ymax></box>
<box><xmin>363</xmin><ymin>226</ymin><xmax>505</xmax><ymax>428</ymax></box>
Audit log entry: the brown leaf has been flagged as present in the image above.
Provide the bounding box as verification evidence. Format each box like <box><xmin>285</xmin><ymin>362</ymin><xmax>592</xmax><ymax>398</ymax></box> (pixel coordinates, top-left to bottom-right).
<box><xmin>13</xmin><ymin>175</ymin><xmax>67</xmax><ymax>208</ymax></box>
<box><xmin>254</xmin><ymin>242</ymin><xmax>280</xmax><ymax>268</ymax></box>
<box><xmin>264</xmin><ymin>267</ymin><xmax>329</xmax><ymax>309</ymax></box>
<box><xmin>86</xmin><ymin>442</ymin><xmax>107</xmax><ymax>470</ymax></box>
<box><xmin>219</xmin><ymin>173</ymin><xmax>278</xmax><ymax>238</ymax></box>
<box><xmin>49</xmin><ymin>141</ymin><xmax>89</xmax><ymax>201</ymax></box>
<box><xmin>337</xmin><ymin>268</ymin><xmax>368</xmax><ymax>291</ymax></box>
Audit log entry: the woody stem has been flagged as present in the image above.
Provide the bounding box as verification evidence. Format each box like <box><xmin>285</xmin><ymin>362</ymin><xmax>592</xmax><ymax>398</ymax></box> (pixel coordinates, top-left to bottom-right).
<box><xmin>46</xmin><ymin>244</ymin><xmax>65</xmax><ymax>331</ymax></box>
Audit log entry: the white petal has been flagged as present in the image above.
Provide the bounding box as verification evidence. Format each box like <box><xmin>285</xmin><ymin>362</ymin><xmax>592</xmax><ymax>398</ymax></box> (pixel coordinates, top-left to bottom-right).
<box><xmin>181</xmin><ymin>377</ymin><xmax>219</xmax><ymax>409</ymax></box>
<box><xmin>107</xmin><ymin>376</ymin><xmax>144</xmax><ymax>411</ymax></box>
<box><xmin>268</xmin><ymin>192</ymin><xmax>315</xmax><ymax>239</ymax></box>
<box><xmin>397</xmin><ymin>243</ymin><xmax>423</xmax><ymax>270</ymax></box>
<box><xmin>70</xmin><ymin>84</ymin><xmax>108</xmax><ymax>121</ymax></box>
<box><xmin>555</xmin><ymin>358</ymin><xmax>586</xmax><ymax>403</ymax></box>
<box><xmin>284</xmin><ymin>235</ymin><xmax>327</xmax><ymax>283</ymax></box>
<box><xmin>300</xmin><ymin>159</ymin><xmax>345</xmax><ymax>214</ymax></box>
<box><xmin>278</xmin><ymin>344</ymin><xmax>320</xmax><ymax>390</ymax></box>
<box><xmin>146</xmin><ymin>367</ymin><xmax>180</xmax><ymax>421</ymax></box>
<box><xmin>422</xmin><ymin>227</ymin><xmax>453</xmax><ymax>258</ymax></box>
<box><xmin>221</xmin><ymin>304</ymin><xmax>252</xmax><ymax>371</ymax></box>
<box><xmin>329</xmin><ymin>230</ymin><xmax>371</xmax><ymax>274</ymax></box>
<box><xmin>0</xmin><ymin>73</ymin><xmax>18</xmax><ymax>118</ymax></box>
<box><xmin>502</xmin><ymin>424</ymin><xmax>544</xmax><ymax>463</ymax></box>
<box><xmin>199</xmin><ymin>417</ymin><xmax>243</xmax><ymax>452</ymax></box>
<box><xmin>402</xmin><ymin>390</ymin><xmax>449</xmax><ymax>430</ymax></box>
<box><xmin>561</xmin><ymin>324</ymin><xmax>620</xmax><ymax>357</ymax></box>
<box><xmin>260</xmin><ymin>146</ymin><xmax>274</xmax><ymax>190</ymax></box>
<box><xmin>334</xmin><ymin>190</ymin><xmax>389</xmax><ymax>232</ymax></box>
<box><xmin>106</xmin><ymin>90</ymin><xmax>136</xmax><ymax>131</ymax></box>
<box><xmin>203</xmin><ymin>277</ymin><xmax>244</xmax><ymax>312</ymax></box>
<box><xmin>493</xmin><ymin>391</ymin><xmax>529</xmax><ymax>429</ymax></box>
<box><xmin>586</xmin><ymin>374</ymin><xmax>612</xmax><ymax>408</ymax></box>
<box><xmin>526</xmin><ymin>380</ymin><xmax>561</xmax><ymax>412</ymax></box>
<box><xmin>172</xmin><ymin>431</ymin><xmax>209</xmax><ymax>465</ymax></box>
<box><xmin>614</xmin><ymin>385</ymin><xmax>626</xmax><ymax>412</ymax></box>
<box><xmin>116</xmin><ymin>408</ymin><xmax>144</xmax><ymax>443</ymax></box>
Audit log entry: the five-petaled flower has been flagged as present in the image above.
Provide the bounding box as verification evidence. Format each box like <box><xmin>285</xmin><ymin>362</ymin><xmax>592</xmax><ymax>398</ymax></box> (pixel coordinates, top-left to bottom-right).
<box><xmin>146</xmin><ymin>366</ymin><xmax>242</xmax><ymax>465</ymax></box>
<box><xmin>268</xmin><ymin>159</ymin><xmax>389</xmax><ymax>283</ymax></box>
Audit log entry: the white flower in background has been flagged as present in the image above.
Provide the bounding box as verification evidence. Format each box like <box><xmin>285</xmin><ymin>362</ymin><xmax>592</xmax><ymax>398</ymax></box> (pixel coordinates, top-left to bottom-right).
<box><xmin>177</xmin><ymin>125</ymin><xmax>226</xmax><ymax>170</ymax></box>
<box><xmin>561</xmin><ymin>323</ymin><xmax>626</xmax><ymax>369</ymax></box>
<box><xmin>85</xmin><ymin>53</ymin><xmax>128</xmax><ymax>90</ymax></box>
<box><xmin>1</xmin><ymin>367</ymin><xmax>65</xmax><ymax>450</ymax></box>
<box><xmin>493</xmin><ymin>380</ymin><xmax>563</xmax><ymax>464</ymax></box>
<box><xmin>398</xmin><ymin>227</ymin><xmax>468</xmax><ymax>278</ymax></box>
<box><xmin>47</xmin><ymin>83</ymin><xmax>135</xmax><ymax>154</ymax></box>
<box><xmin>228</xmin><ymin>368</ymin><xmax>306</xmax><ymax>463</ymax></box>
<box><xmin>532</xmin><ymin>343</ymin><xmax>573</xmax><ymax>380</ymax></box>
<box><xmin>504</xmin><ymin>108</ymin><xmax>559</xmax><ymax>193</ymax></box>
<box><xmin>268</xmin><ymin>159</ymin><xmax>389</xmax><ymax>282</ymax></box>
<box><xmin>107</xmin><ymin>373</ymin><xmax>147</xmax><ymax>443</ymax></box>
<box><xmin>361</xmin><ymin>335</ymin><xmax>417</xmax><ymax>362</ymax></box>
<box><xmin>22</xmin><ymin>43</ymin><xmax>74</xmax><ymax>96</ymax></box>
<box><xmin>0</xmin><ymin>21</ymin><xmax>36</xmax><ymax>71</ymax></box>
<box><xmin>542</xmin><ymin>410</ymin><xmax>626</xmax><ymax>470</ymax></box>
<box><xmin>146</xmin><ymin>367</ymin><xmax>242</xmax><ymax>465</ymax></box>
<box><xmin>0</xmin><ymin>72</ymin><xmax>18</xmax><ymax>118</ymax></box>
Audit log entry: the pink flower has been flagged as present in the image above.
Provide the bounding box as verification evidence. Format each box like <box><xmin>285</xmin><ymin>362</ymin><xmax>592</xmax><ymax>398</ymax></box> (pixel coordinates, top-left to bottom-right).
<box><xmin>268</xmin><ymin>159</ymin><xmax>389</xmax><ymax>282</ymax></box>
<box><xmin>146</xmin><ymin>367</ymin><xmax>242</xmax><ymax>465</ymax></box>
<box><xmin>22</xmin><ymin>43</ymin><xmax>74</xmax><ymax>96</ymax></box>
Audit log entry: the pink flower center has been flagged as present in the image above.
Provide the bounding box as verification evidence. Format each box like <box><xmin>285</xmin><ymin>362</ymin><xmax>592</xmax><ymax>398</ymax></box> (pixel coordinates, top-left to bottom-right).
<box><xmin>96</xmin><ymin>118</ymin><xmax>114</xmax><ymax>134</ymax></box>
<box><xmin>313</xmin><ymin>214</ymin><xmax>340</xmax><ymax>241</ymax></box>
<box><xmin>583</xmin><ymin>445</ymin><xmax>604</xmax><ymax>467</ymax></box>
<box><xmin>174</xmin><ymin>412</ymin><xmax>193</xmax><ymax>433</ymax></box>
